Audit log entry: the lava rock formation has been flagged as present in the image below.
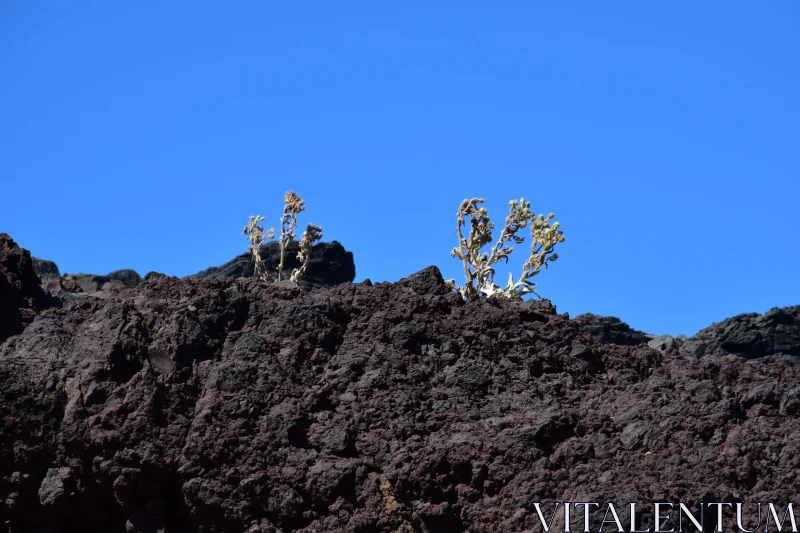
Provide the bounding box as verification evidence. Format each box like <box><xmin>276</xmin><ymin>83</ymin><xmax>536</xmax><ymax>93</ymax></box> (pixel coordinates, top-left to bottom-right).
<box><xmin>30</xmin><ymin>240</ymin><xmax>356</xmax><ymax>296</ymax></box>
<box><xmin>2</xmin><ymin>233</ymin><xmax>799</xmax><ymax>532</ymax></box>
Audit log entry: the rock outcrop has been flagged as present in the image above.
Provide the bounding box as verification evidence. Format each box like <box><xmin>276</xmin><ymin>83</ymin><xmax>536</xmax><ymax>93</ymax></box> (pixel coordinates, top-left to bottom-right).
<box><xmin>570</xmin><ymin>313</ymin><xmax>653</xmax><ymax>346</ymax></box>
<box><xmin>30</xmin><ymin>240</ymin><xmax>355</xmax><ymax>297</ymax></box>
<box><xmin>31</xmin><ymin>257</ymin><xmax>142</xmax><ymax>294</ymax></box>
<box><xmin>572</xmin><ymin>307</ymin><xmax>800</xmax><ymax>365</ymax></box>
<box><xmin>0</xmin><ymin>234</ymin><xmax>52</xmax><ymax>343</ymax></box>
<box><xmin>59</xmin><ymin>271</ymin><xmax>143</xmax><ymax>294</ymax></box>
<box><xmin>190</xmin><ymin>240</ymin><xmax>356</xmax><ymax>289</ymax></box>
<box><xmin>31</xmin><ymin>257</ymin><xmax>60</xmax><ymax>285</ymax></box>
<box><xmin>679</xmin><ymin>305</ymin><xmax>800</xmax><ymax>363</ymax></box>
<box><xmin>2</xmin><ymin>233</ymin><xmax>799</xmax><ymax>532</ymax></box>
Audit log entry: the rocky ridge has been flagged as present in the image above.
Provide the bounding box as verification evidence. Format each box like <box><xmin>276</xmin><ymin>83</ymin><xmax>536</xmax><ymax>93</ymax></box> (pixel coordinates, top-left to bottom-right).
<box><xmin>30</xmin><ymin>241</ymin><xmax>355</xmax><ymax>296</ymax></box>
<box><xmin>2</xmin><ymin>232</ymin><xmax>799</xmax><ymax>532</ymax></box>
<box><xmin>188</xmin><ymin>240</ymin><xmax>355</xmax><ymax>290</ymax></box>
<box><xmin>574</xmin><ymin>308</ymin><xmax>800</xmax><ymax>365</ymax></box>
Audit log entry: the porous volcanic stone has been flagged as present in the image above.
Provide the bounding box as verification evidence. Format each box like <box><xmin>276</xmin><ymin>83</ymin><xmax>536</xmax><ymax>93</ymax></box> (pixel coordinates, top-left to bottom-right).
<box><xmin>0</xmin><ymin>234</ymin><xmax>51</xmax><ymax>342</ymax></box>
<box><xmin>190</xmin><ymin>240</ymin><xmax>355</xmax><ymax>289</ymax></box>
<box><xmin>2</xmin><ymin>234</ymin><xmax>800</xmax><ymax>532</ymax></box>
<box><xmin>679</xmin><ymin>305</ymin><xmax>800</xmax><ymax>363</ymax></box>
<box><xmin>571</xmin><ymin>312</ymin><xmax>653</xmax><ymax>346</ymax></box>
<box><xmin>31</xmin><ymin>257</ymin><xmax>60</xmax><ymax>285</ymax></box>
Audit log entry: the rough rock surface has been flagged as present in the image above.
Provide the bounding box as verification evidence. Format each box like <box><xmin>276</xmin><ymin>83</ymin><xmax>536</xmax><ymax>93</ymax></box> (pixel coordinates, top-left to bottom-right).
<box><xmin>32</xmin><ymin>240</ymin><xmax>354</xmax><ymax>297</ymax></box>
<box><xmin>190</xmin><ymin>240</ymin><xmax>355</xmax><ymax>289</ymax></box>
<box><xmin>59</xmin><ymin>272</ymin><xmax>140</xmax><ymax>294</ymax></box>
<box><xmin>31</xmin><ymin>258</ymin><xmax>142</xmax><ymax>294</ymax></box>
<box><xmin>31</xmin><ymin>258</ymin><xmax>60</xmax><ymax>285</ymax></box>
<box><xmin>2</xmin><ymin>233</ymin><xmax>800</xmax><ymax>532</ymax></box>
<box><xmin>108</xmin><ymin>269</ymin><xmax>144</xmax><ymax>288</ymax></box>
<box><xmin>678</xmin><ymin>306</ymin><xmax>800</xmax><ymax>363</ymax></box>
<box><xmin>570</xmin><ymin>313</ymin><xmax>653</xmax><ymax>346</ymax></box>
<box><xmin>573</xmin><ymin>308</ymin><xmax>800</xmax><ymax>365</ymax></box>
<box><xmin>0</xmin><ymin>234</ymin><xmax>52</xmax><ymax>343</ymax></box>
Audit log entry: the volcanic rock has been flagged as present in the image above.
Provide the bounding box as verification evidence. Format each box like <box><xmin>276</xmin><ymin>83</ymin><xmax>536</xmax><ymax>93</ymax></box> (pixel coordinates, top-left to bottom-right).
<box><xmin>574</xmin><ymin>307</ymin><xmax>800</xmax><ymax>364</ymax></box>
<box><xmin>30</xmin><ymin>239</ymin><xmax>353</xmax><ymax>297</ymax></box>
<box><xmin>31</xmin><ymin>258</ymin><xmax>60</xmax><ymax>285</ymax></box>
<box><xmin>189</xmin><ymin>240</ymin><xmax>355</xmax><ymax>288</ymax></box>
<box><xmin>679</xmin><ymin>305</ymin><xmax>800</xmax><ymax>363</ymax></box>
<box><xmin>107</xmin><ymin>269</ymin><xmax>143</xmax><ymax>288</ymax></box>
<box><xmin>0</xmin><ymin>234</ymin><xmax>51</xmax><ymax>343</ymax></box>
<box><xmin>2</xmin><ymin>234</ymin><xmax>800</xmax><ymax>532</ymax></box>
<box><xmin>571</xmin><ymin>313</ymin><xmax>654</xmax><ymax>346</ymax></box>
<box><xmin>59</xmin><ymin>270</ymin><xmax>143</xmax><ymax>294</ymax></box>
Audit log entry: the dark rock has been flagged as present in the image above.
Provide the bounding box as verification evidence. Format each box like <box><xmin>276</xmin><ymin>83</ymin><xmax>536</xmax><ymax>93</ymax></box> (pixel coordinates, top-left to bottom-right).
<box><xmin>573</xmin><ymin>307</ymin><xmax>800</xmax><ymax>363</ymax></box>
<box><xmin>0</xmin><ymin>233</ymin><xmax>48</xmax><ymax>343</ymax></box>
<box><xmin>61</xmin><ymin>273</ymin><xmax>109</xmax><ymax>294</ymax></box>
<box><xmin>4</xmin><ymin>236</ymin><xmax>800</xmax><ymax>532</ymax></box>
<box><xmin>124</xmin><ymin>510</ymin><xmax>166</xmax><ymax>533</ymax></box>
<box><xmin>396</xmin><ymin>265</ymin><xmax>450</xmax><ymax>296</ymax></box>
<box><xmin>101</xmin><ymin>280</ymin><xmax>127</xmax><ymax>294</ymax></box>
<box><xmin>571</xmin><ymin>313</ymin><xmax>653</xmax><ymax>346</ymax></box>
<box><xmin>143</xmin><ymin>272</ymin><xmax>167</xmax><ymax>282</ymax></box>
<box><xmin>61</xmin><ymin>279</ymin><xmax>83</xmax><ymax>293</ymax></box>
<box><xmin>31</xmin><ymin>257</ymin><xmax>60</xmax><ymax>285</ymax></box>
<box><xmin>37</xmin><ymin>467</ymin><xmax>74</xmax><ymax>512</ymax></box>
<box><xmin>30</xmin><ymin>258</ymin><xmax>141</xmax><ymax>295</ymax></box>
<box><xmin>58</xmin><ymin>271</ymin><xmax>140</xmax><ymax>294</ymax></box>
<box><xmin>679</xmin><ymin>305</ymin><xmax>800</xmax><ymax>362</ymax></box>
<box><xmin>107</xmin><ymin>269</ymin><xmax>142</xmax><ymax>288</ymax></box>
<box><xmin>43</xmin><ymin>278</ymin><xmax>62</xmax><ymax>294</ymax></box>
<box><xmin>189</xmin><ymin>240</ymin><xmax>355</xmax><ymax>289</ymax></box>
<box><xmin>647</xmin><ymin>334</ymin><xmax>682</xmax><ymax>352</ymax></box>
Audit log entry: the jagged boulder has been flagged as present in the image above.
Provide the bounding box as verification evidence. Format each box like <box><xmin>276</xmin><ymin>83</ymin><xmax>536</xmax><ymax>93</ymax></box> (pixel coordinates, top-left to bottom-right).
<box><xmin>189</xmin><ymin>240</ymin><xmax>355</xmax><ymax>288</ymax></box>
<box><xmin>0</xmin><ymin>234</ymin><xmax>50</xmax><ymax>343</ymax></box>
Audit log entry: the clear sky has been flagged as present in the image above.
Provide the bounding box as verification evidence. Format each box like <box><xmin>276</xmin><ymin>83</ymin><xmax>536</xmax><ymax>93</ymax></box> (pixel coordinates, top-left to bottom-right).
<box><xmin>2</xmin><ymin>2</ymin><xmax>798</xmax><ymax>337</ymax></box>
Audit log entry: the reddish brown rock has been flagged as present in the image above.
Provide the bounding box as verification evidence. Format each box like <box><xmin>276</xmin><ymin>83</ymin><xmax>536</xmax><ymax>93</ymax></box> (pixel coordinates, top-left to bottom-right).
<box><xmin>0</xmin><ymin>233</ymin><xmax>49</xmax><ymax>343</ymax></box>
<box><xmin>1</xmin><ymin>235</ymin><xmax>799</xmax><ymax>532</ymax></box>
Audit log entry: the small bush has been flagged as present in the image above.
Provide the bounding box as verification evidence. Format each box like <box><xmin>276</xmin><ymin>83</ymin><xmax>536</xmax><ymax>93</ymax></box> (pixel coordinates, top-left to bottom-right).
<box><xmin>446</xmin><ymin>197</ymin><xmax>564</xmax><ymax>300</ymax></box>
<box><xmin>242</xmin><ymin>191</ymin><xmax>323</xmax><ymax>283</ymax></box>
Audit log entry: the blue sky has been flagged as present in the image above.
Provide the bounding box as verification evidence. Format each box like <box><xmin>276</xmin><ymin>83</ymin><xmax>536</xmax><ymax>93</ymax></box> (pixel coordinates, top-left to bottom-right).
<box><xmin>1</xmin><ymin>2</ymin><xmax>798</xmax><ymax>337</ymax></box>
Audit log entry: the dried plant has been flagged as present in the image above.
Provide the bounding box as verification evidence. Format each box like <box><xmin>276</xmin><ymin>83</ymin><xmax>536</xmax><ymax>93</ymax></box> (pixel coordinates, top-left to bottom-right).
<box><xmin>290</xmin><ymin>223</ymin><xmax>323</xmax><ymax>283</ymax></box>
<box><xmin>242</xmin><ymin>214</ymin><xmax>275</xmax><ymax>282</ymax></box>
<box><xmin>446</xmin><ymin>197</ymin><xmax>564</xmax><ymax>300</ymax></box>
<box><xmin>278</xmin><ymin>191</ymin><xmax>305</xmax><ymax>281</ymax></box>
<box><xmin>243</xmin><ymin>191</ymin><xmax>322</xmax><ymax>284</ymax></box>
